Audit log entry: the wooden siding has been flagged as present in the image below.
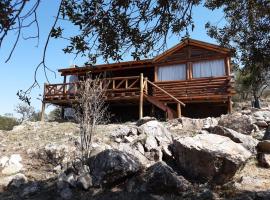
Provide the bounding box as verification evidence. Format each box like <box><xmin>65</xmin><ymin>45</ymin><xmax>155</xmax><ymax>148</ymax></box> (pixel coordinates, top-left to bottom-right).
<box><xmin>153</xmin><ymin>76</ymin><xmax>235</xmax><ymax>102</ymax></box>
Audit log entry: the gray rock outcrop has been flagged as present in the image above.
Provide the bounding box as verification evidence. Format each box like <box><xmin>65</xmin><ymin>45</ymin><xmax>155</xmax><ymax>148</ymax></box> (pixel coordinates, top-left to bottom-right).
<box><xmin>218</xmin><ymin>113</ymin><xmax>255</xmax><ymax>134</ymax></box>
<box><xmin>172</xmin><ymin>133</ymin><xmax>252</xmax><ymax>184</ymax></box>
<box><xmin>88</xmin><ymin>149</ymin><xmax>142</xmax><ymax>187</ymax></box>
<box><xmin>208</xmin><ymin>126</ymin><xmax>258</xmax><ymax>153</ymax></box>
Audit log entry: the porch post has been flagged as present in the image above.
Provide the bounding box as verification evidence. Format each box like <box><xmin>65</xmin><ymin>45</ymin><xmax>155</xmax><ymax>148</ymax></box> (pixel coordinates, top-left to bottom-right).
<box><xmin>139</xmin><ymin>73</ymin><xmax>144</xmax><ymax>119</ymax></box>
<box><xmin>41</xmin><ymin>101</ymin><xmax>46</xmax><ymax>122</ymax></box>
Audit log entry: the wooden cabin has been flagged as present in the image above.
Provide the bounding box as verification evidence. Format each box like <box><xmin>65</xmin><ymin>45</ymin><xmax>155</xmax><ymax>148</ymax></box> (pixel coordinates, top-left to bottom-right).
<box><xmin>42</xmin><ymin>38</ymin><xmax>235</xmax><ymax>121</ymax></box>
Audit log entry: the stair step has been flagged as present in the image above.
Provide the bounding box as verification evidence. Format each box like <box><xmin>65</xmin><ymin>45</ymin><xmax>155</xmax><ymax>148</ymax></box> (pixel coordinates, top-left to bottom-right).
<box><xmin>144</xmin><ymin>94</ymin><xmax>176</xmax><ymax>120</ymax></box>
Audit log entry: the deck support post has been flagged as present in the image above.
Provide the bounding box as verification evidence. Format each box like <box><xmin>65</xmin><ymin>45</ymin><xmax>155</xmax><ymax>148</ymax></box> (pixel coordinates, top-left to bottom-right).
<box><xmin>61</xmin><ymin>107</ymin><xmax>65</xmax><ymax>120</ymax></box>
<box><xmin>41</xmin><ymin>101</ymin><xmax>46</xmax><ymax>122</ymax></box>
<box><xmin>139</xmin><ymin>73</ymin><xmax>144</xmax><ymax>119</ymax></box>
<box><xmin>177</xmin><ymin>103</ymin><xmax>181</xmax><ymax>118</ymax></box>
<box><xmin>228</xmin><ymin>96</ymin><xmax>232</xmax><ymax>114</ymax></box>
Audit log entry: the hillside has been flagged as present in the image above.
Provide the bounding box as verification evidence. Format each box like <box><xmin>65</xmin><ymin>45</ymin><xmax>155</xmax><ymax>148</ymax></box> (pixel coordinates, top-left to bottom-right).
<box><xmin>0</xmin><ymin>108</ymin><xmax>270</xmax><ymax>200</ymax></box>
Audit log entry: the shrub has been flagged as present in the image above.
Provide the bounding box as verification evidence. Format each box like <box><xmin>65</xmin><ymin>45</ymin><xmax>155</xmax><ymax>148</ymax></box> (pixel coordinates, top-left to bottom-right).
<box><xmin>0</xmin><ymin>115</ymin><xmax>19</xmax><ymax>130</ymax></box>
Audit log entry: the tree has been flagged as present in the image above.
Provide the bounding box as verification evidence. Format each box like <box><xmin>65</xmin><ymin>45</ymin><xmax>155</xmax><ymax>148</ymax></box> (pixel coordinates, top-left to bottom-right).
<box><xmin>14</xmin><ymin>103</ymin><xmax>40</xmax><ymax>122</ymax></box>
<box><xmin>205</xmin><ymin>0</ymin><xmax>270</xmax><ymax>108</ymax></box>
<box><xmin>48</xmin><ymin>106</ymin><xmax>62</xmax><ymax>121</ymax></box>
<box><xmin>74</xmin><ymin>75</ymin><xmax>109</xmax><ymax>162</ymax></box>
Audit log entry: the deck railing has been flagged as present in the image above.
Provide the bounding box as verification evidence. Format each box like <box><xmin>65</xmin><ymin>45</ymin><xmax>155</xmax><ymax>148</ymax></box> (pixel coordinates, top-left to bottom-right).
<box><xmin>43</xmin><ymin>76</ymin><xmax>142</xmax><ymax>101</ymax></box>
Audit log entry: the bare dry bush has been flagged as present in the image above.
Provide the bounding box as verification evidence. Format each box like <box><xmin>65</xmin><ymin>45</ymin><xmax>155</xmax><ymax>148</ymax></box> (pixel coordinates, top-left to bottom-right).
<box><xmin>74</xmin><ymin>74</ymin><xmax>109</xmax><ymax>162</ymax></box>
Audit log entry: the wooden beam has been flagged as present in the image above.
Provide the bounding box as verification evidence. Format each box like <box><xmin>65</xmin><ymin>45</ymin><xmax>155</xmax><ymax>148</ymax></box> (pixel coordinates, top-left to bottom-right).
<box><xmin>41</xmin><ymin>101</ymin><xmax>46</xmax><ymax>122</ymax></box>
<box><xmin>154</xmin><ymin>66</ymin><xmax>158</xmax><ymax>82</ymax></box>
<box><xmin>147</xmin><ymin>80</ymin><xmax>185</xmax><ymax>106</ymax></box>
<box><xmin>139</xmin><ymin>73</ymin><xmax>144</xmax><ymax>119</ymax></box>
<box><xmin>226</xmin><ymin>57</ymin><xmax>231</xmax><ymax>76</ymax></box>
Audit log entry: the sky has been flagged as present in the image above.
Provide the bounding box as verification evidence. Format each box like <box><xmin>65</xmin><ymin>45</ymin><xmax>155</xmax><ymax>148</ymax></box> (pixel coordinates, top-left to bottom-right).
<box><xmin>0</xmin><ymin>1</ymin><xmax>224</xmax><ymax>116</ymax></box>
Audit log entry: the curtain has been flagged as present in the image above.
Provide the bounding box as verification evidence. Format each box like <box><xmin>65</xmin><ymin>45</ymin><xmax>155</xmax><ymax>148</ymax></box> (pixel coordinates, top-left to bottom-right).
<box><xmin>157</xmin><ymin>64</ymin><xmax>186</xmax><ymax>81</ymax></box>
<box><xmin>68</xmin><ymin>75</ymin><xmax>78</xmax><ymax>92</ymax></box>
<box><xmin>192</xmin><ymin>59</ymin><xmax>225</xmax><ymax>78</ymax></box>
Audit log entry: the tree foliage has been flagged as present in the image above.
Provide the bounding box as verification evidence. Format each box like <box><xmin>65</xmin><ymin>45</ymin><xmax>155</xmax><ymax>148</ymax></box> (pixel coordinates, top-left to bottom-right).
<box><xmin>14</xmin><ymin>103</ymin><xmax>40</xmax><ymax>122</ymax></box>
<box><xmin>0</xmin><ymin>0</ymin><xmax>200</xmax><ymax>104</ymax></box>
<box><xmin>205</xmin><ymin>0</ymin><xmax>270</xmax><ymax>101</ymax></box>
<box><xmin>0</xmin><ymin>115</ymin><xmax>19</xmax><ymax>131</ymax></box>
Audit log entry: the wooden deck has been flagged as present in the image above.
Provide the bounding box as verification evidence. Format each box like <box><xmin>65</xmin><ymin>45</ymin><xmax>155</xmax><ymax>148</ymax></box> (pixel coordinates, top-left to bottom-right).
<box><xmin>44</xmin><ymin>75</ymin><xmax>234</xmax><ymax>104</ymax></box>
<box><xmin>43</xmin><ymin>76</ymin><xmax>144</xmax><ymax>105</ymax></box>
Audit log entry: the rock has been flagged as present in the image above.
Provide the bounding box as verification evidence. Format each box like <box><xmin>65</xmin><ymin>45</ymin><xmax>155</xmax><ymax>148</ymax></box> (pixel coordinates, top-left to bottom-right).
<box><xmin>135</xmin><ymin>142</ymin><xmax>145</xmax><ymax>155</ymax></box>
<box><xmin>53</xmin><ymin>165</ymin><xmax>62</xmax><ymax>173</ymax></box>
<box><xmin>138</xmin><ymin>120</ymin><xmax>172</xmax><ymax>147</ymax></box>
<box><xmin>263</xmin><ymin>125</ymin><xmax>270</xmax><ymax>140</ymax></box>
<box><xmin>0</xmin><ymin>176</ymin><xmax>14</xmax><ymax>189</ymax></box>
<box><xmin>208</xmin><ymin>126</ymin><xmax>258</xmax><ymax>153</ymax></box>
<box><xmin>77</xmin><ymin>173</ymin><xmax>92</xmax><ymax>190</ymax></box>
<box><xmin>60</xmin><ymin>187</ymin><xmax>73</xmax><ymax>200</ymax></box>
<box><xmin>39</xmin><ymin>143</ymin><xmax>76</xmax><ymax>165</ymax></box>
<box><xmin>173</xmin><ymin>133</ymin><xmax>252</xmax><ymax>184</ymax></box>
<box><xmin>57</xmin><ymin>173</ymin><xmax>69</xmax><ymax>190</ymax></box>
<box><xmin>257</xmin><ymin>153</ymin><xmax>270</xmax><ymax>168</ymax></box>
<box><xmin>1</xmin><ymin>154</ymin><xmax>23</xmax><ymax>175</ymax></box>
<box><xmin>90</xmin><ymin>143</ymin><xmax>112</xmax><ymax>157</ymax></box>
<box><xmin>114</xmin><ymin>138</ymin><xmax>122</xmax><ymax>143</ymax></box>
<box><xmin>256</xmin><ymin>121</ymin><xmax>268</xmax><ymax>128</ymax></box>
<box><xmin>145</xmin><ymin>148</ymin><xmax>163</xmax><ymax>162</ymax></box>
<box><xmin>0</xmin><ymin>156</ymin><xmax>9</xmax><ymax>167</ymax></box>
<box><xmin>118</xmin><ymin>143</ymin><xmax>150</xmax><ymax>167</ymax></box>
<box><xmin>2</xmin><ymin>162</ymin><xmax>23</xmax><ymax>175</ymax></box>
<box><xmin>65</xmin><ymin>173</ymin><xmax>77</xmax><ymax>187</ymax></box>
<box><xmin>218</xmin><ymin>113</ymin><xmax>254</xmax><ymax>135</ymax></box>
<box><xmin>257</xmin><ymin>140</ymin><xmax>270</xmax><ymax>153</ymax></box>
<box><xmin>88</xmin><ymin>149</ymin><xmax>142</xmax><ymax>187</ymax></box>
<box><xmin>124</xmin><ymin>135</ymin><xmax>135</xmax><ymax>143</ymax></box>
<box><xmin>9</xmin><ymin>173</ymin><xmax>28</xmax><ymax>188</ymax></box>
<box><xmin>136</xmin><ymin>116</ymin><xmax>156</xmax><ymax>126</ymax></box>
<box><xmin>21</xmin><ymin>182</ymin><xmax>39</xmax><ymax>197</ymax></box>
<box><xmin>142</xmin><ymin>162</ymin><xmax>190</xmax><ymax>194</ymax></box>
<box><xmin>9</xmin><ymin>154</ymin><xmax>22</xmax><ymax>164</ymax></box>
<box><xmin>145</xmin><ymin>135</ymin><xmax>158</xmax><ymax>151</ymax></box>
<box><xmin>110</xmin><ymin>125</ymin><xmax>137</xmax><ymax>139</ymax></box>
<box><xmin>253</xmin><ymin>110</ymin><xmax>270</xmax><ymax>121</ymax></box>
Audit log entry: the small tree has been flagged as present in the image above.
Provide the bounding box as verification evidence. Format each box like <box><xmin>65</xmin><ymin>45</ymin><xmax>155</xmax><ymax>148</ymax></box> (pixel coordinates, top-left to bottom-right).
<box><xmin>14</xmin><ymin>103</ymin><xmax>36</xmax><ymax>122</ymax></box>
<box><xmin>74</xmin><ymin>74</ymin><xmax>109</xmax><ymax>162</ymax></box>
<box><xmin>48</xmin><ymin>106</ymin><xmax>62</xmax><ymax>121</ymax></box>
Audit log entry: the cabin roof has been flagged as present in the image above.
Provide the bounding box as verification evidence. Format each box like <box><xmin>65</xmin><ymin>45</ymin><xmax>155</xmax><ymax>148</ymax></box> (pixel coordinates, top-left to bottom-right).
<box><xmin>58</xmin><ymin>38</ymin><xmax>231</xmax><ymax>76</ymax></box>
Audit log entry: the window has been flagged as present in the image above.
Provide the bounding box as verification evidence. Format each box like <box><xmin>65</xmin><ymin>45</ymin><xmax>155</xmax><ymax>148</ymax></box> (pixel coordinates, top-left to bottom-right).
<box><xmin>157</xmin><ymin>64</ymin><xmax>186</xmax><ymax>81</ymax></box>
<box><xmin>192</xmin><ymin>59</ymin><xmax>225</xmax><ymax>78</ymax></box>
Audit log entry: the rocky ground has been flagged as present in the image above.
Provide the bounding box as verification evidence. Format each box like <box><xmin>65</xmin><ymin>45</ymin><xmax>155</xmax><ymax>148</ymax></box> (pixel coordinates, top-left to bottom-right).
<box><xmin>0</xmin><ymin>107</ymin><xmax>270</xmax><ymax>200</ymax></box>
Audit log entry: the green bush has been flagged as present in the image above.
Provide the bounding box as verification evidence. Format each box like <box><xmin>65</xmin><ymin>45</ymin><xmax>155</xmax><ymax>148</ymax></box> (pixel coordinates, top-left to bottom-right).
<box><xmin>0</xmin><ymin>115</ymin><xmax>19</xmax><ymax>131</ymax></box>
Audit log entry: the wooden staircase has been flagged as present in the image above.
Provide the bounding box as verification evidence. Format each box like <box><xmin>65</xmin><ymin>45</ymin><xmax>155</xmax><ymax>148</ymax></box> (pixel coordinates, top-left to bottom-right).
<box><xmin>140</xmin><ymin>73</ymin><xmax>186</xmax><ymax>120</ymax></box>
<box><xmin>144</xmin><ymin>94</ymin><xmax>176</xmax><ymax>120</ymax></box>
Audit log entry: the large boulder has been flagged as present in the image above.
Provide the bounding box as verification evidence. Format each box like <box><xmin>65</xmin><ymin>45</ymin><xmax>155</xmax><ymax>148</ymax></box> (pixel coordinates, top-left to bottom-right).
<box><xmin>88</xmin><ymin>149</ymin><xmax>142</xmax><ymax>187</ymax></box>
<box><xmin>218</xmin><ymin>113</ymin><xmax>255</xmax><ymax>135</ymax></box>
<box><xmin>1</xmin><ymin>154</ymin><xmax>23</xmax><ymax>175</ymax></box>
<box><xmin>172</xmin><ymin>133</ymin><xmax>252</xmax><ymax>184</ymax></box>
<box><xmin>141</xmin><ymin>162</ymin><xmax>191</xmax><ymax>194</ymax></box>
<box><xmin>138</xmin><ymin>120</ymin><xmax>172</xmax><ymax>148</ymax></box>
<box><xmin>208</xmin><ymin>126</ymin><xmax>258</xmax><ymax>153</ymax></box>
<box><xmin>253</xmin><ymin>110</ymin><xmax>270</xmax><ymax>122</ymax></box>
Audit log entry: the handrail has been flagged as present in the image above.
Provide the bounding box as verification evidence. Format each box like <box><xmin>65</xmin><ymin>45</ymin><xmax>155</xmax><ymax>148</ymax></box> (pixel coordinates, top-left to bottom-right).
<box><xmin>146</xmin><ymin>80</ymin><xmax>185</xmax><ymax>106</ymax></box>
